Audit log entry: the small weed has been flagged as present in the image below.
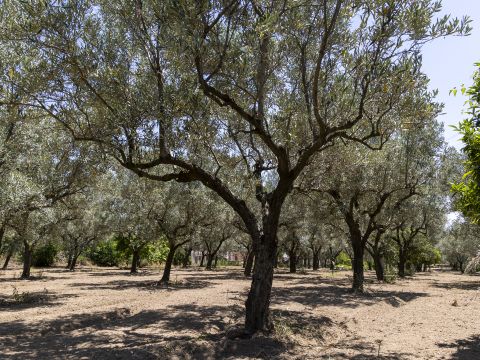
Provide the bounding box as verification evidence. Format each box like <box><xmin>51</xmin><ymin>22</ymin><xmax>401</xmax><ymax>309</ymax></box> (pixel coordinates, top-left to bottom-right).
<box><xmin>375</xmin><ymin>339</ymin><xmax>383</xmax><ymax>357</ymax></box>
<box><xmin>5</xmin><ymin>286</ymin><xmax>49</xmax><ymax>305</ymax></box>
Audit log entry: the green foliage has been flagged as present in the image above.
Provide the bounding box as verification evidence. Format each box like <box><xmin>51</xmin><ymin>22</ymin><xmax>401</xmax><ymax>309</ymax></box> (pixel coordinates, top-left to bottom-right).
<box><xmin>336</xmin><ymin>251</ymin><xmax>352</xmax><ymax>267</ymax></box>
<box><xmin>32</xmin><ymin>242</ymin><xmax>57</xmax><ymax>267</ymax></box>
<box><xmin>452</xmin><ymin>62</ymin><xmax>480</xmax><ymax>223</ymax></box>
<box><xmin>114</xmin><ymin>234</ymin><xmax>169</xmax><ymax>265</ymax></box>
<box><xmin>143</xmin><ymin>241</ymin><xmax>169</xmax><ymax>264</ymax></box>
<box><xmin>88</xmin><ymin>239</ymin><xmax>121</xmax><ymax>267</ymax></box>
<box><xmin>410</xmin><ymin>242</ymin><xmax>442</xmax><ymax>268</ymax></box>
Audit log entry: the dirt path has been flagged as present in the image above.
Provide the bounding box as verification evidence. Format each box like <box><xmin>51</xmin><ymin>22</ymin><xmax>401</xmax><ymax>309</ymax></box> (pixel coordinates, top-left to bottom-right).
<box><xmin>0</xmin><ymin>266</ymin><xmax>478</xmax><ymax>359</ymax></box>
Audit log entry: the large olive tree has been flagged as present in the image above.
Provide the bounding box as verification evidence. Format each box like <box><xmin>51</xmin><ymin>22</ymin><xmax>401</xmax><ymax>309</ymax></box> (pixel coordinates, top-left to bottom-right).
<box><xmin>0</xmin><ymin>0</ymin><xmax>469</xmax><ymax>334</ymax></box>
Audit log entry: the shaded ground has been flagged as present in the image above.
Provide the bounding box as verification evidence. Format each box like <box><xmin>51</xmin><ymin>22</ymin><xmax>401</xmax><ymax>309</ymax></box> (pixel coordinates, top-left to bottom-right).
<box><xmin>0</xmin><ymin>266</ymin><xmax>479</xmax><ymax>359</ymax></box>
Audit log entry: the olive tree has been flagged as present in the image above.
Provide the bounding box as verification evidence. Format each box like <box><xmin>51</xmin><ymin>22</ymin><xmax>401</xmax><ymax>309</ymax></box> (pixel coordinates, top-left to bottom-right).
<box><xmin>0</xmin><ymin>0</ymin><xmax>469</xmax><ymax>333</ymax></box>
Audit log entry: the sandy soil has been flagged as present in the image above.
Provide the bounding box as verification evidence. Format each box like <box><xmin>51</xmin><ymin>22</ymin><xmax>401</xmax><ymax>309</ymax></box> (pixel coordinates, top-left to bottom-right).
<box><xmin>0</xmin><ymin>266</ymin><xmax>479</xmax><ymax>359</ymax></box>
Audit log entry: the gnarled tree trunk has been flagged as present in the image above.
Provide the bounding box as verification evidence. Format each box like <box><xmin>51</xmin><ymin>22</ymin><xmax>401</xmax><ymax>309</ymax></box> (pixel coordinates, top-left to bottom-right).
<box><xmin>313</xmin><ymin>252</ymin><xmax>320</xmax><ymax>270</ymax></box>
<box><xmin>160</xmin><ymin>245</ymin><xmax>177</xmax><ymax>284</ymax></box>
<box><xmin>131</xmin><ymin>249</ymin><xmax>140</xmax><ymax>273</ymax></box>
<box><xmin>244</xmin><ymin>233</ymin><xmax>277</xmax><ymax>334</ymax></box>
<box><xmin>69</xmin><ymin>254</ymin><xmax>79</xmax><ymax>271</ymax></box>
<box><xmin>398</xmin><ymin>248</ymin><xmax>407</xmax><ymax>277</ymax></box>
<box><xmin>373</xmin><ymin>253</ymin><xmax>385</xmax><ymax>281</ymax></box>
<box><xmin>21</xmin><ymin>241</ymin><xmax>32</xmax><ymax>279</ymax></box>
<box><xmin>2</xmin><ymin>249</ymin><xmax>13</xmax><ymax>270</ymax></box>
<box><xmin>351</xmin><ymin>240</ymin><xmax>365</xmax><ymax>292</ymax></box>
<box><xmin>289</xmin><ymin>249</ymin><xmax>297</xmax><ymax>273</ymax></box>
<box><xmin>244</xmin><ymin>250</ymin><xmax>254</xmax><ymax>277</ymax></box>
<box><xmin>182</xmin><ymin>247</ymin><xmax>192</xmax><ymax>268</ymax></box>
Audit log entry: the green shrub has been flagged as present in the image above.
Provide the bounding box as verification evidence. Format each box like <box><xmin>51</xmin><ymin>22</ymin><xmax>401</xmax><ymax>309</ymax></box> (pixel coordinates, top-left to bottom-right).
<box><xmin>32</xmin><ymin>242</ymin><xmax>58</xmax><ymax>267</ymax></box>
<box><xmin>88</xmin><ymin>239</ymin><xmax>121</xmax><ymax>267</ymax></box>
<box><xmin>336</xmin><ymin>251</ymin><xmax>352</xmax><ymax>267</ymax></box>
<box><xmin>144</xmin><ymin>242</ymin><xmax>169</xmax><ymax>264</ymax></box>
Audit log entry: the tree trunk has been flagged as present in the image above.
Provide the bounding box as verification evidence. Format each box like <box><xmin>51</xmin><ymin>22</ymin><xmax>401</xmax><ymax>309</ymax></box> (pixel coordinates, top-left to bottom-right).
<box><xmin>244</xmin><ymin>250</ymin><xmax>254</xmax><ymax>277</ymax></box>
<box><xmin>398</xmin><ymin>253</ymin><xmax>407</xmax><ymax>278</ymax></box>
<box><xmin>199</xmin><ymin>251</ymin><xmax>206</xmax><ymax>267</ymax></box>
<box><xmin>373</xmin><ymin>253</ymin><xmax>385</xmax><ymax>281</ymax></box>
<box><xmin>329</xmin><ymin>258</ymin><xmax>335</xmax><ymax>270</ymax></box>
<box><xmin>459</xmin><ymin>261</ymin><xmax>464</xmax><ymax>274</ymax></box>
<box><xmin>2</xmin><ymin>249</ymin><xmax>13</xmax><ymax>270</ymax></box>
<box><xmin>160</xmin><ymin>246</ymin><xmax>176</xmax><ymax>284</ymax></box>
<box><xmin>289</xmin><ymin>250</ymin><xmax>297</xmax><ymax>273</ymax></box>
<box><xmin>214</xmin><ymin>255</ymin><xmax>218</xmax><ymax>268</ymax></box>
<box><xmin>313</xmin><ymin>252</ymin><xmax>320</xmax><ymax>271</ymax></box>
<box><xmin>131</xmin><ymin>250</ymin><xmax>140</xmax><ymax>273</ymax></box>
<box><xmin>244</xmin><ymin>234</ymin><xmax>277</xmax><ymax>334</ymax></box>
<box><xmin>69</xmin><ymin>255</ymin><xmax>79</xmax><ymax>271</ymax></box>
<box><xmin>21</xmin><ymin>242</ymin><xmax>32</xmax><ymax>279</ymax></box>
<box><xmin>206</xmin><ymin>254</ymin><xmax>214</xmax><ymax>270</ymax></box>
<box><xmin>66</xmin><ymin>253</ymin><xmax>73</xmax><ymax>269</ymax></box>
<box><xmin>352</xmin><ymin>242</ymin><xmax>365</xmax><ymax>292</ymax></box>
<box><xmin>0</xmin><ymin>226</ymin><xmax>4</xmax><ymax>254</ymax></box>
<box><xmin>182</xmin><ymin>247</ymin><xmax>192</xmax><ymax>268</ymax></box>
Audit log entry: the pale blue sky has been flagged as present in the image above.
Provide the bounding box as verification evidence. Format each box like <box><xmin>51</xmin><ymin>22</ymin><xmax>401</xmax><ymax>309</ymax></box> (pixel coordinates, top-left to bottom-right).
<box><xmin>422</xmin><ymin>0</ymin><xmax>480</xmax><ymax>149</ymax></box>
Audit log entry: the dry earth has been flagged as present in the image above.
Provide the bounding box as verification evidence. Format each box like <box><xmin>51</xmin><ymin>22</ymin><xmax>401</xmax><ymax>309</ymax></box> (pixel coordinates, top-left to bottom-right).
<box><xmin>0</xmin><ymin>266</ymin><xmax>479</xmax><ymax>359</ymax></box>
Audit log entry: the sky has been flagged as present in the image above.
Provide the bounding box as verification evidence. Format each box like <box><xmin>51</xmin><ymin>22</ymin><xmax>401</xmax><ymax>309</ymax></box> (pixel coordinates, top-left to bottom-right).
<box><xmin>421</xmin><ymin>0</ymin><xmax>480</xmax><ymax>150</ymax></box>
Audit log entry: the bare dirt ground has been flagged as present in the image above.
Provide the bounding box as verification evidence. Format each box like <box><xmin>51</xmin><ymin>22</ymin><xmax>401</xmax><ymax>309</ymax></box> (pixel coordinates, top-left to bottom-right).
<box><xmin>0</xmin><ymin>266</ymin><xmax>479</xmax><ymax>360</ymax></box>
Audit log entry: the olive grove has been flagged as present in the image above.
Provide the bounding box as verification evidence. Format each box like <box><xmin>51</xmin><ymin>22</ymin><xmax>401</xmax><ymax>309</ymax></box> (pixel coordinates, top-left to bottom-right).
<box><xmin>0</xmin><ymin>0</ymin><xmax>475</xmax><ymax>338</ymax></box>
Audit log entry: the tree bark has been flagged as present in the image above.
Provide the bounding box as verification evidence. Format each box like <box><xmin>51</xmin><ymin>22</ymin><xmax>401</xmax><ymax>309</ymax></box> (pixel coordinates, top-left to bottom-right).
<box><xmin>66</xmin><ymin>253</ymin><xmax>73</xmax><ymax>269</ymax></box>
<box><xmin>373</xmin><ymin>253</ymin><xmax>385</xmax><ymax>281</ymax></box>
<box><xmin>244</xmin><ymin>250</ymin><xmax>254</xmax><ymax>277</ymax></box>
<box><xmin>352</xmin><ymin>241</ymin><xmax>365</xmax><ymax>292</ymax></box>
<box><xmin>199</xmin><ymin>251</ymin><xmax>206</xmax><ymax>267</ymax></box>
<box><xmin>206</xmin><ymin>254</ymin><xmax>214</xmax><ymax>270</ymax></box>
<box><xmin>182</xmin><ymin>247</ymin><xmax>192</xmax><ymax>268</ymax></box>
<box><xmin>131</xmin><ymin>249</ymin><xmax>140</xmax><ymax>273</ymax></box>
<box><xmin>0</xmin><ymin>225</ymin><xmax>5</xmax><ymax>254</ymax></box>
<box><xmin>21</xmin><ymin>241</ymin><xmax>32</xmax><ymax>279</ymax></box>
<box><xmin>313</xmin><ymin>252</ymin><xmax>320</xmax><ymax>270</ymax></box>
<box><xmin>69</xmin><ymin>255</ymin><xmax>79</xmax><ymax>271</ymax></box>
<box><xmin>2</xmin><ymin>249</ymin><xmax>13</xmax><ymax>270</ymax></box>
<box><xmin>160</xmin><ymin>246</ymin><xmax>176</xmax><ymax>284</ymax></box>
<box><xmin>289</xmin><ymin>249</ymin><xmax>297</xmax><ymax>273</ymax></box>
<box><xmin>398</xmin><ymin>252</ymin><xmax>406</xmax><ymax>278</ymax></box>
<box><xmin>244</xmin><ymin>233</ymin><xmax>277</xmax><ymax>334</ymax></box>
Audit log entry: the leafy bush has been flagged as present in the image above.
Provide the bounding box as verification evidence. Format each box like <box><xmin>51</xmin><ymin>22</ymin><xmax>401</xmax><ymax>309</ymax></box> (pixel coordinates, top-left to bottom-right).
<box><xmin>32</xmin><ymin>242</ymin><xmax>58</xmax><ymax>267</ymax></box>
<box><xmin>336</xmin><ymin>251</ymin><xmax>352</xmax><ymax>267</ymax></box>
<box><xmin>88</xmin><ymin>239</ymin><xmax>122</xmax><ymax>267</ymax></box>
<box><xmin>144</xmin><ymin>242</ymin><xmax>169</xmax><ymax>264</ymax></box>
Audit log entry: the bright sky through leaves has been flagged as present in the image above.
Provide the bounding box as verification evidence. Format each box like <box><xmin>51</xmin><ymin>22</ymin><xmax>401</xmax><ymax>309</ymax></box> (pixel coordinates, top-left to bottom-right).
<box><xmin>422</xmin><ymin>0</ymin><xmax>480</xmax><ymax>149</ymax></box>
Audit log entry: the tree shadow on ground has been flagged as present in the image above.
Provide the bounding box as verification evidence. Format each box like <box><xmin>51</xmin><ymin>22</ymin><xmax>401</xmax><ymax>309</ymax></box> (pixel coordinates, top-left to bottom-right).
<box><xmin>0</xmin><ymin>290</ymin><xmax>78</xmax><ymax>312</ymax></box>
<box><xmin>177</xmin><ymin>270</ymin><xmax>249</xmax><ymax>282</ymax></box>
<box><xmin>437</xmin><ymin>335</ymin><xmax>480</xmax><ymax>359</ymax></box>
<box><xmin>431</xmin><ymin>281</ymin><xmax>480</xmax><ymax>291</ymax></box>
<box><xmin>0</xmin><ymin>303</ymin><xmax>414</xmax><ymax>360</ymax></box>
<box><xmin>68</xmin><ymin>277</ymin><xmax>213</xmax><ymax>292</ymax></box>
<box><xmin>0</xmin><ymin>304</ymin><xmax>294</xmax><ymax>359</ymax></box>
<box><xmin>272</xmin><ymin>281</ymin><xmax>428</xmax><ymax>309</ymax></box>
